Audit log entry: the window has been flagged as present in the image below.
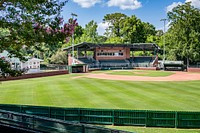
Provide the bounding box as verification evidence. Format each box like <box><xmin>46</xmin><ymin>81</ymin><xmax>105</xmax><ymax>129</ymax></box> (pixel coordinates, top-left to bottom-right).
<box><xmin>97</xmin><ymin>52</ymin><xmax>123</xmax><ymax>56</ymax></box>
<box><xmin>119</xmin><ymin>53</ymin><xmax>123</xmax><ymax>56</ymax></box>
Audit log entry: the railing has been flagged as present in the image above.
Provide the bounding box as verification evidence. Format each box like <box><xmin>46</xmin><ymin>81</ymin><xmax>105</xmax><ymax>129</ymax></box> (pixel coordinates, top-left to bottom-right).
<box><xmin>0</xmin><ymin>104</ymin><xmax>200</xmax><ymax>129</ymax></box>
<box><xmin>0</xmin><ymin>109</ymin><xmax>131</xmax><ymax>133</ymax></box>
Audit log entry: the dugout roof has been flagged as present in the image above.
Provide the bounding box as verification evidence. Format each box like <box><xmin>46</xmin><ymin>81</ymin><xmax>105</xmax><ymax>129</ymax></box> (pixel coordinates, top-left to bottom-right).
<box><xmin>63</xmin><ymin>42</ymin><xmax>162</xmax><ymax>52</ymax></box>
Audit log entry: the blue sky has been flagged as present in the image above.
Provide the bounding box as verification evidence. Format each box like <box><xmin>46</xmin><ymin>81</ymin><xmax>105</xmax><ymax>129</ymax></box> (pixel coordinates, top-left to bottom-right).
<box><xmin>61</xmin><ymin>0</ymin><xmax>200</xmax><ymax>35</ymax></box>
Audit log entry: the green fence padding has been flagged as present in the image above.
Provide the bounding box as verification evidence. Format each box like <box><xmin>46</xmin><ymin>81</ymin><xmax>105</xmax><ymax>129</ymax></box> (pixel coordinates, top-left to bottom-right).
<box><xmin>80</xmin><ymin>109</ymin><xmax>113</xmax><ymax>124</ymax></box>
<box><xmin>146</xmin><ymin>111</ymin><xmax>176</xmax><ymax>128</ymax></box>
<box><xmin>0</xmin><ymin>109</ymin><xmax>130</xmax><ymax>133</ymax></box>
<box><xmin>21</xmin><ymin>105</ymin><xmax>50</xmax><ymax>117</ymax></box>
<box><xmin>114</xmin><ymin>110</ymin><xmax>146</xmax><ymax>126</ymax></box>
<box><xmin>0</xmin><ymin>104</ymin><xmax>21</xmax><ymax>113</ymax></box>
<box><xmin>177</xmin><ymin>112</ymin><xmax>200</xmax><ymax>128</ymax></box>
<box><xmin>0</xmin><ymin>104</ymin><xmax>200</xmax><ymax>129</ymax></box>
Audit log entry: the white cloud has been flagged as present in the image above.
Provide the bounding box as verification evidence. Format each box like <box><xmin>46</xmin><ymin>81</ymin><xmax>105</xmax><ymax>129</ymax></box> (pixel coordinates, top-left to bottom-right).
<box><xmin>166</xmin><ymin>0</ymin><xmax>200</xmax><ymax>13</ymax></box>
<box><xmin>166</xmin><ymin>2</ymin><xmax>183</xmax><ymax>13</ymax></box>
<box><xmin>107</xmin><ymin>0</ymin><xmax>142</xmax><ymax>10</ymax></box>
<box><xmin>186</xmin><ymin>0</ymin><xmax>200</xmax><ymax>8</ymax></box>
<box><xmin>73</xmin><ymin>0</ymin><xmax>101</xmax><ymax>8</ymax></box>
<box><xmin>97</xmin><ymin>22</ymin><xmax>109</xmax><ymax>35</ymax></box>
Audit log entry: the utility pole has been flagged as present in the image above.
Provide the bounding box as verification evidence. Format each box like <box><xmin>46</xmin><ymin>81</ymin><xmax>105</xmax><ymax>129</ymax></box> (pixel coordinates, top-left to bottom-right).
<box><xmin>71</xmin><ymin>13</ymin><xmax>77</xmax><ymax>65</ymax></box>
<box><xmin>160</xmin><ymin>18</ymin><xmax>167</xmax><ymax>69</ymax></box>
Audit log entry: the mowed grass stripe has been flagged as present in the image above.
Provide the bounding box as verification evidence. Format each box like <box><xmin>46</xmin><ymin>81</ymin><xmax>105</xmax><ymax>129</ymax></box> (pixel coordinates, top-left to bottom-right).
<box><xmin>0</xmin><ymin>74</ymin><xmax>200</xmax><ymax>111</ymax></box>
<box><xmin>154</xmin><ymin>81</ymin><xmax>200</xmax><ymax>110</ymax></box>
<box><xmin>74</xmin><ymin>79</ymin><xmax>117</xmax><ymax>108</ymax></box>
<box><xmin>75</xmin><ymin>78</ymin><xmax>124</xmax><ymax>108</ymax></box>
<box><xmin>90</xmin><ymin>79</ymin><xmax>155</xmax><ymax>109</ymax></box>
<box><xmin>124</xmin><ymin>81</ymin><xmax>200</xmax><ymax>111</ymax></box>
<box><xmin>113</xmin><ymin>81</ymin><xmax>163</xmax><ymax>109</ymax></box>
<box><xmin>83</xmin><ymin>78</ymin><xmax>144</xmax><ymax>109</ymax></box>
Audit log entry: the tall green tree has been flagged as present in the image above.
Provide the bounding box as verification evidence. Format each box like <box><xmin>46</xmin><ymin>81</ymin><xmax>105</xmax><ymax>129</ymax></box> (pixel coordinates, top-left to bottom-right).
<box><xmin>80</xmin><ymin>20</ymin><xmax>98</xmax><ymax>43</ymax></box>
<box><xmin>166</xmin><ymin>2</ymin><xmax>200</xmax><ymax>65</ymax></box>
<box><xmin>103</xmin><ymin>13</ymin><xmax>127</xmax><ymax>37</ymax></box>
<box><xmin>50</xmin><ymin>49</ymin><xmax>68</xmax><ymax>65</ymax></box>
<box><xmin>120</xmin><ymin>15</ymin><xmax>155</xmax><ymax>43</ymax></box>
<box><xmin>0</xmin><ymin>0</ymin><xmax>78</xmax><ymax>77</ymax></box>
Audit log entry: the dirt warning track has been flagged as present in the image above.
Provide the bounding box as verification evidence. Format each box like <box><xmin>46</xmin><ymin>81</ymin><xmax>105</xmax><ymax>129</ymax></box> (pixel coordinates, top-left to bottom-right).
<box><xmin>84</xmin><ymin>72</ymin><xmax>200</xmax><ymax>81</ymax></box>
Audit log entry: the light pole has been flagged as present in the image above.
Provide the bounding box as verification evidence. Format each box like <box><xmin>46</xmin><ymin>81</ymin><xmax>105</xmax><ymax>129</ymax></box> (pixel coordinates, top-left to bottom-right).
<box><xmin>71</xmin><ymin>13</ymin><xmax>77</xmax><ymax>65</ymax></box>
<box><xmin>160</xmin><ymin>18</ymin><xmax>167</xmax><ymax>68</ymax></box>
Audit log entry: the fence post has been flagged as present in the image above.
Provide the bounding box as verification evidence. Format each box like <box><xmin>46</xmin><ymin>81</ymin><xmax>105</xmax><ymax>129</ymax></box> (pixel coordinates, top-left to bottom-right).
<box><xmin>145</xmin><ymin>110</ymin><xmax>148</xmax><ymax>127</ymax></box>
<box><xmin>175</xmin><ymin>111</ymin><xmax>178</xmax><ymax>128</ymax></box>
<box><xmin>20</xmin><ymin>105</ymin><xmax>22</xmax><ymax>113</ymax></box>
<box><xmin>49</xmin><ymin>107</ymin><xmax>51</xmax><ymax>118</ymax></box>
<box><xmin>112</xmin><ymin>109</ymin><xmax>115</xmax><ymax>125</ymax></box>
<box><xmin>64</xmin><ymin>109</ymin><xmax>66</xmax><ymax>121</ymax></box>
<box><xmin>78</xmin><ymin>108</ymin><xmax>81</xmax><ymax>122</ymax></box>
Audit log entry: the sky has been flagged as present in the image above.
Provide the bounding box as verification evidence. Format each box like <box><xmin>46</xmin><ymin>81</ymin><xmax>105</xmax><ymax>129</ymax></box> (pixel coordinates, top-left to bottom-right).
<box><xmin>62</xmin><ymin>0</ymin><xmax>200</xmax><ymax>35</ymax></box>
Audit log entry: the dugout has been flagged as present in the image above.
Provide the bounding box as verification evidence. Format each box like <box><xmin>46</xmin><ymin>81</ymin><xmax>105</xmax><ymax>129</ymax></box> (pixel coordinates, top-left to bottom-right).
<box><xmin>71</xmin><ymin>64</ymin><xmax>88</xmax><ymax>73</ymax></box>
<box><xmin>163</xmin><ymin>61</ymin><xmax>185</xmax><ymax>71</ymax></box>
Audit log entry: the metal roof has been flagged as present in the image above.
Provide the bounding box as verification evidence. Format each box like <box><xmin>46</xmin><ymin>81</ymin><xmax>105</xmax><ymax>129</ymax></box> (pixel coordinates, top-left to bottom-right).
<box><xmin>63</xmin><ymin>42</ymin><xmax>162</xmax><ymax>52</ymax></box>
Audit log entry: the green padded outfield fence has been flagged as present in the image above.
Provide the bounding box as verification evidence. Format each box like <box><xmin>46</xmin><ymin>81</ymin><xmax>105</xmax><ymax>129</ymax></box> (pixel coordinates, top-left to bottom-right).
<box><xmin>0</xmin><ymin>104</ymin><xmax>200</xmax><ymax>129</ymax></box>
<box><xmin>0</xmin><ymin>109</ymin><xmax>131</xmax><ymax>133</ymax></box>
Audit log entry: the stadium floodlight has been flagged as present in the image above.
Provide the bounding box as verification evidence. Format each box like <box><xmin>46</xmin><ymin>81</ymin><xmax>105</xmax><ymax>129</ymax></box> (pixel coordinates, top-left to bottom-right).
<box><xmin>71</xmin><ymin>13</ymin><xmax>77</xmax><ymax>65</ymax></box>
<box><xmin>160</xmin><ymin>18</ymin><xmax>167</xmax><ymax>69</ymax></box>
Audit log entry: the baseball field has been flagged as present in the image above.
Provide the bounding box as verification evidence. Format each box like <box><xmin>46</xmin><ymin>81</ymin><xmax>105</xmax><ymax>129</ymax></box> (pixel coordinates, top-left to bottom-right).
<box><xmin>0</xmin><ymin>70</ymin><xmax>200</xmax><ymax>132</ymax></box>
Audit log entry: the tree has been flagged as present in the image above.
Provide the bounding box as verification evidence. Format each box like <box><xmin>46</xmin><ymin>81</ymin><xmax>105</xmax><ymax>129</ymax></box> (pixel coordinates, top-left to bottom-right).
<box><xmin>103</xmin><ymin>13</ymin><xmax>127</xmax><ymax>37</ymax></box>
<box><xmin>167</xmin><ymin>2</ymin><xmax>200</xmax><ymax>65</ymax></box>
<box><xmin>105</xmin><ymin>37</ymin><xmax>123</xmax><ymax>43</ymax></box>
<box><xmin>0</xmin><ymin>0</ymin><xmax>78</xmax><ymax>77</ymax></box>
<box><xmin>62</xmin><ymin>25</ymin><xmax>84</xmax><ymax>48</ymax></box>
<box><xmin>50</xmin><ymin>49</ymin><xmax>68</xmax><ymax>65</ymax></box>
<box><xmin>80</xmin><ymin>20</ymin><xmax>98</xmax><ymax>43</ymax></box>
<box><xmin>120</xmin><ymin>15</ymin><xmax>155</xmax><ymax>43</ymax></box>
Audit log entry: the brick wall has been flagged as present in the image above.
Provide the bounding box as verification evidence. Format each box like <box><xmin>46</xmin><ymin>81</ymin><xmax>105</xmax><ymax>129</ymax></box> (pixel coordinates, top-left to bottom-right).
<box><xmin>188</xmin><ymin>68</ymin><xmax>200</xmax><ymax>73</ymax></box>
<box><xmin>0</xmin><ymin>70</ymin><xmax>69</xmax><ymax>81</ymax></box>
<box><xmin>95</xmin><ymin>47</ymin><xmax>130</xmax><ymax>60</ymax></box>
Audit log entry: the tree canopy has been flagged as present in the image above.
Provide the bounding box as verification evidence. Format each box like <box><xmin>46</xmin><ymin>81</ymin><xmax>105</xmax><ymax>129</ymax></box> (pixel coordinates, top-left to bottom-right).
<box><xmin>80</xmin><ymin>20</ymin><xmax>98</xmax><ymax>43</ymax></box>
<box><xmin>0</xmin><ymin>0</ymin><xmax>78</xmax><ymax>77</ymax></box>
<box><xmin>166</xmin><ymin>2</ymin><xmax>200</xmax><ymax>64</ymax></box>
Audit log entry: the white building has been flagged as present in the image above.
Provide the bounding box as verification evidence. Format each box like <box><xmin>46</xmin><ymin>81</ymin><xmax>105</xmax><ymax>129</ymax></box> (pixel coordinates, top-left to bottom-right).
<box><xmin>0</xmin><ymin>50</ymin><xmax>43</xmax><ymax>73</ymax></box>
<box><xmin>21</xmin><ymin>58</ymin><xmax>43</xmax><ymax>73</ymax></box>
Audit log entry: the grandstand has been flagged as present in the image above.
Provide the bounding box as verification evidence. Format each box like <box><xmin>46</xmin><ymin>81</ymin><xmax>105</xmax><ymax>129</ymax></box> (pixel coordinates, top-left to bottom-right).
<box><xmin>64</xmin><ymin>42</ymin><xmax>162</xmax><ymax>70</ymax></box>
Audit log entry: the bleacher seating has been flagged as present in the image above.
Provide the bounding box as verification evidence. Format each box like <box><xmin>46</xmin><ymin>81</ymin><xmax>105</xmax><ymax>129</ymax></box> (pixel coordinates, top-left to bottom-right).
<box><xmin>129</xmin><ymin>56</ymin><xmax>155</xmax><ymax>63</ymax></box>
<box><xmin>78</xmin><ymin>56</ymin><xmax>157</xmax><ymax>68</ymax></box>
<box><xmin>129</xmin><ymin>56</ymin><xmax>156</xmax><ymax>67</ymax></box>
<box><xmin>78</xmin><ymin>57</ymin><xmax>98</xmax><ymax>68</ymax></box>
<box><xmin>99</xmin><ymin>59</ymin><xmax>130</xmax><ymax>67</ymax></box>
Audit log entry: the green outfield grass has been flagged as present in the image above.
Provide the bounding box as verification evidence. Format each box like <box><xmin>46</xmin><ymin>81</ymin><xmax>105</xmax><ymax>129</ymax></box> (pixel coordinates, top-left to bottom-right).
<box><xmin>105</xmin><ymin>126</ymin><xmax>200</xmax><ymax>133</ymax></box>
<box><xmin>0</xmin><ymin>73</ymin><xmax>200</xmax><ymax>111</ymax></box>
<box><xmin>94</xmin><ymin>70</ymin><xmax>174</xmax><ymax>77</ymax></box>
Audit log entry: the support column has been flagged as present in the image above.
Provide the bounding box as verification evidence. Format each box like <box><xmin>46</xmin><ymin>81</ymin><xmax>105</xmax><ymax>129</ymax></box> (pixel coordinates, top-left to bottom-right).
<box><xmin>68</xmin><ymin>53</ymin><xmax>72</xmax><ymax>66</ymax></box>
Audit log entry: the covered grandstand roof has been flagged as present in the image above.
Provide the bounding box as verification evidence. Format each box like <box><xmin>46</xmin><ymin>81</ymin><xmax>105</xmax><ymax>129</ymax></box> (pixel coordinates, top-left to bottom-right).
<box><xmin>63</xmin><ymin>42</ymin><xmax>162</xmax><ymax>52</ymax></box>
